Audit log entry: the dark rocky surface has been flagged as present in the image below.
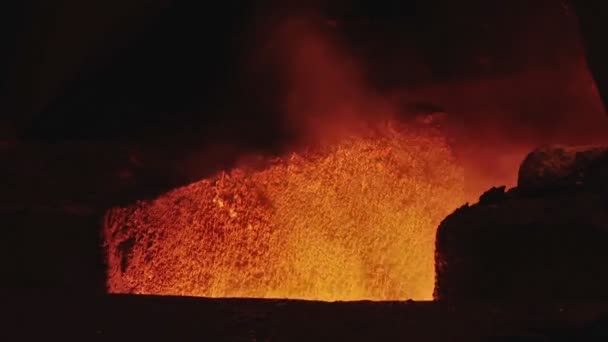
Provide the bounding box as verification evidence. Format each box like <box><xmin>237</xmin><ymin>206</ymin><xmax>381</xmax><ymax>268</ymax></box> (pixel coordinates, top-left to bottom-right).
<box><xmin>517</xmin><ymin>145</ymin><xmax>608</xmax><ymax>193</ymax></box>
<box><xmin>4</xmin><ymin>294</ymin><xmax>608</xmax><ymax>341</ymax></box>
<box><xmin>435</xmin><ymin>145</ymin><xmax>608</xmax><ymax>301</ymax></box>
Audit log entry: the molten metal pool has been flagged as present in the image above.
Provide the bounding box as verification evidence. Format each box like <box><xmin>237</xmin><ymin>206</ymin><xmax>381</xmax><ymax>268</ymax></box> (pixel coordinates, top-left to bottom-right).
<box><xmin>104</xmin><ymin>123</ymin><xmax>464</xmax><ymax>301</ymax></box>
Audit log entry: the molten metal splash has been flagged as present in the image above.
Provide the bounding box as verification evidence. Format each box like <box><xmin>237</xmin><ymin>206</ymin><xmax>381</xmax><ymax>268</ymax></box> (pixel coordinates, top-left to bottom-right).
<box><xmin>104</xmin><ymin>124</ymin><xmax>464</xmax><ymax>301</ymax></box>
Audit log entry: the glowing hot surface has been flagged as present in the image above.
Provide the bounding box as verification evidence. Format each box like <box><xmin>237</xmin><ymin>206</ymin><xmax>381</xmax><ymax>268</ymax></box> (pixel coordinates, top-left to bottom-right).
<box><xmin>104</xmin><ymin>125</ymin><xmax>464</xmax><ymax>301</ymax></box>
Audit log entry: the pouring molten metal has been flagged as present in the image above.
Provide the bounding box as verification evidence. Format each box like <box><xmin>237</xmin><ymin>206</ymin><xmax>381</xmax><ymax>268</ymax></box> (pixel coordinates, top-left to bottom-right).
<box><xmin>104</xmin><ymin>123</ymin><xmax>464</xmax><ymax>301</ymax></box>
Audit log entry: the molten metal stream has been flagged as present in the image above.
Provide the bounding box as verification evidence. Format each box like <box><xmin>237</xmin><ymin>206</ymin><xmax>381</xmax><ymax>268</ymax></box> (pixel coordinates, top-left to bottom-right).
<box><xmin>104</xmin><ymin>124</ymin><xmax>464</xmax><ymax>301</ymax></box>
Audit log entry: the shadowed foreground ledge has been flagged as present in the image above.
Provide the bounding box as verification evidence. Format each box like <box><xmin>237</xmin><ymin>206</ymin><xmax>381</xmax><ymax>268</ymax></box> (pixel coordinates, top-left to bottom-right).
<box><xmin>5</xmin><ymin>294</ymin><xmax>608</xmax><ymax>341</ymax></box>
<box><xmin>435</xmin><ymin>145</ymin><xmax>608</xmax><ymax>301</ymax></box>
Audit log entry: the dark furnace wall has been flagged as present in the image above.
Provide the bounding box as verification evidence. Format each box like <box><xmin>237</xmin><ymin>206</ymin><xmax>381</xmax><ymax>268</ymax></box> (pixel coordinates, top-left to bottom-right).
<box><xmin>570</xmin><ymin>0</ymin><xmax>608</xmax><ymax>114</ymax></box>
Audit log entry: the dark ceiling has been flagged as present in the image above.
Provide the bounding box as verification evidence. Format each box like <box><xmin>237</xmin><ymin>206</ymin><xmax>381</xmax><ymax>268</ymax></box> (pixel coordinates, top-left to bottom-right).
<box><xmin>2</xmin><ymin>0</ymin><xmax>589</xmax><ymax>143</ymax></box>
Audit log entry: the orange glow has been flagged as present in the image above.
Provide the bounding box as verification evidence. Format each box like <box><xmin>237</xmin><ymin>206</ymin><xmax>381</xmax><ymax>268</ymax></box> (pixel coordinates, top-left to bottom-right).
<box><xmin>104</xmin><ymin>122</ymin><xmax>464</xmax><ymax>301</ymax></box>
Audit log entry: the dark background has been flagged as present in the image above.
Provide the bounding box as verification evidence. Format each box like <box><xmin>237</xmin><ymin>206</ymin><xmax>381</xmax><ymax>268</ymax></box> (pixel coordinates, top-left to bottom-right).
<box><xmin>2</xmin><ymin>0</ymin><xmax>593</xmax><ymax>142</ymax></box>
<box><xmin>2</xmin><ymin>0</ymin><xmax>608</xmax><ymax>296</ymax></box>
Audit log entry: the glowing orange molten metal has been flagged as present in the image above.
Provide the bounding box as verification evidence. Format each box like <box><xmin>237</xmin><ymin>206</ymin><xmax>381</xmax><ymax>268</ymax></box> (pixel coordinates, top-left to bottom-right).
<box><xmin>104</xmin><ymin>124</ymin><xmax>464</xmax><ymax>301</ymax></box>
